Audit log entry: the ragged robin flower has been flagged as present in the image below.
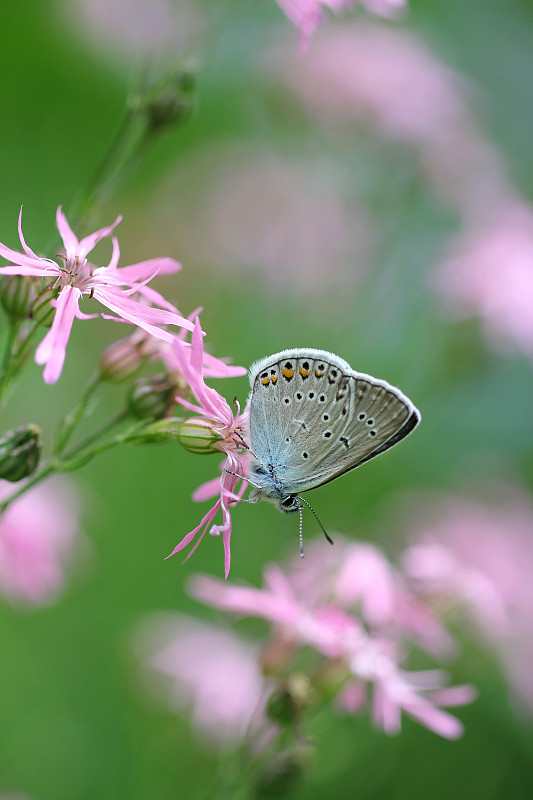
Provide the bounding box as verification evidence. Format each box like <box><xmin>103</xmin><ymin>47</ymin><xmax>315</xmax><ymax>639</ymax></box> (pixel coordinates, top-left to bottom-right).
<box><xmin>169</xmin><ymin>319</ymin><xmax>248</xmax><ymax>578</ymax></box>
<box><xmin>0</xmin><ymin>207</ymin><xmax>196</xmax><ymax>383</ymax></box>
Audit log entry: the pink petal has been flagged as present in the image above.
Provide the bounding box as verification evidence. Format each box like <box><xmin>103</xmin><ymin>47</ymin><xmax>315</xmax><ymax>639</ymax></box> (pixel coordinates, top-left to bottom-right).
<box><xmin>93</xmin><ymin>288</ymin><xmax>195</xmax><ymax>340</ymax></box>
<box><xmin>166</xmin><ymin>502</ymin><xmax>221</xmax><ymax>558</ymax></box>
<box><xmin>35</xmin><ymin>286</ymin><xmax>81</xmax><ymax>384</ymax></box>
<box><xmin>404</xmin><ymin>701</ymin><xmax>464</xmax><ymax>740</ymax></box>
<box><xmin>107</xmin><ymin>236</ymin><xmax>120</xmax><ymax>270</ymax></box>
<box><xmin>116</xmin><ymin>258</ymin><xmax>181</xmax><ymax>282</ymax></box>
<box><xmin>77</xmin><ymin>214</ymin><xmax>122</xmax><ymax>260</ymax></box>
<box><xmin>17</xmin><ymin>206</ymin><xmax>40</xmax><ymax>259</ymax></box>
<box><xmin>193</xmin><ymin>476</ymin><xmax>223</xmax><ymax>502</ymax></box>
<box><xmin>56</xmin><ymin>206</ymin><xmax>80</xmax><ymax>259</ymax></box>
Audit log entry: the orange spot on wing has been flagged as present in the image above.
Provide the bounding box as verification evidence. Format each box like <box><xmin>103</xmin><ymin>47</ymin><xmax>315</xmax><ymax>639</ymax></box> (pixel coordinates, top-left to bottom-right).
<box><xmin>299</xmin><ymin>367</ymin><xmax>310</xmax><ymax>378</ymax></box>
<box><xmin>282</xmin><ymin>368</ymin><xmax>295</xmax><ymax>379</ymax></box>
<box><xmin>261</xmin><ymin>377</ymin><xmax>270</xmax><ymax>385</ymax></box>
<box><xmin>271</xmin><ymin>376</ymin><xmax>278</xmax><ymax>384</ymax></box>
<box><xmin>315</xmin><ymin>370</ymin><xmax>324</xmax><ymax>378</ymax></box>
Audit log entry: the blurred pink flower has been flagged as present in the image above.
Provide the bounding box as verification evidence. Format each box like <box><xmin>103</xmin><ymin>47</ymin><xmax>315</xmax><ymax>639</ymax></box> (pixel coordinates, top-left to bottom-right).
<box><xmin>64</xmin><ymin>0</ymin><xmax>203</xmax><ymax>61</ymax></box>
<box><xmin>167</xmin><ymin>319</ymin><xmax>248</xmax><ymax>578</ymax></box>
<box><xmin>433</xmin><ymin>202</ymin><xmax>533</xmax><ymax>358</ymax></box>
<box><xmin>190</xmin><ymin>553</ymin><xmax>474</xmax><ymax>739</ymax></box>
<box><xmin>0</xmin><ymin>207</ymin><xmax>195</xmax><ymax>383</ymax></box>
<box><xmin>273</xmin><ymin>24</ymin><xmax>509</xmax><ymax>219</ymax></box>
<box><xmin>157</xmin><ymin>146</ymin><xmax>373</xmax><ymax>293</ymax></box>
<box><xmin>285</xmin><ymin>538</ymin><xmax>453</xmax><ymax>655</ymax></box>
<box><xmin>275</xmin><ymin>0</ymin><xmax>405</xmax><ymax>51</ymax></box>
<box><xmin>277</xmin><ymin>24</ymin><xmax>467</xmax><ymax>146</ymax></box>
<box><xmin>401</xmin><ymin>487</ymin><xmax>533</xmax><ymax>714</ymax></box>
<box><xmin>0</xmin><ymin>477</ymin><xmax>84</xmax><ymax>607</ymax></box>
<box><xmin>137</xmin><ymin>613</ymin><xmax>266</xmax><ymax>746</ymax></box>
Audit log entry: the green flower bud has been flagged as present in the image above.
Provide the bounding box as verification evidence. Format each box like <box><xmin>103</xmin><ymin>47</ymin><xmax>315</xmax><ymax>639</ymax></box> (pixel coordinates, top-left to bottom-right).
<box><xmin>127</xmin><ymin>374</ymin><xmax>178</xmax><ymax>420</ymax></box>
<box><xmin>137</xmin><ymin>68</ymin><xmax>196</xmax><ymax>135</ymax></box>
<box><xmin>100</xmin><ymin>332</ymin><xmax>158</xmax><ymax>382</ymax></box>
<box><xmin>0</xmin><ymin>276</ymin><xmax>37</xmax><ymax>320</ymax></box>
<box><xmin>177</xmin><ymin>417</ymin><xmax>225</xmax><ymax>455</ymax></box>
<box><xmin>0</xmin><ymin>424</ymin><xmax>42</xmax><ymax>482</ymax></box>
<box><xmin>31</xmin><ymin>285</ymin><xmax>59</xmax><ymax>328</ymax></box>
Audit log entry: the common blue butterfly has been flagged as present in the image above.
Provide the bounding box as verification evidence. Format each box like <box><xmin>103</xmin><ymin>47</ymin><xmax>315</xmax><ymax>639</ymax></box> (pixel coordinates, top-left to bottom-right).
<box><xmin>246</xmin><ymin>349</ymin><xmax>420</xmax><ymax>540</ymax></box>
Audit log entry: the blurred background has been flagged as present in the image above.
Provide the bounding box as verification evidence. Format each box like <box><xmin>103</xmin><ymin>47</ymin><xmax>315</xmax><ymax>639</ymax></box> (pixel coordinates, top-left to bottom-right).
<box><xmin>0</xmin><ymin>0</ymin><xmax>533</xmax><ymax>797</ymax></box>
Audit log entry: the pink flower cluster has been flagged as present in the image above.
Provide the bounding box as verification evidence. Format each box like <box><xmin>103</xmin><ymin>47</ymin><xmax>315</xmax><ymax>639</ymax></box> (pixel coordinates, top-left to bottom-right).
<box><xmin>273</xmin><ymin>22</ymin><xmax>533</xmax><ymax>360</ymax></box>
<box><xmin>177</xmin><ymin>538</ymin><xmax>475</xmax><ymax>742</ymax></box>
<box><xmin>0</xmin><ymin>207</ymin><xmax>195</xmax><ymax>383</ymax></box>
<box><xmin>0</xmin><ymin>477</ymin><xmax>85</xmax><ymax>607</ymax></box>
<box><xmin>275</xmin><ymin>0</ymin><xmax>405</xmax><ymax>52</ymax></box>
<box><xmin>402</xmin><ymin>487</ymin><xmax>533</xmax><ymax>716</ymax></box>
<box><xmin>137</xmin><ymin>613</ymin><xmax>267</xmax><ymax>746</ymax></box>
<box><xmin>167</xmin><ymin>319</ymin><xmax>249</xmax><ymax>579</ymax></box>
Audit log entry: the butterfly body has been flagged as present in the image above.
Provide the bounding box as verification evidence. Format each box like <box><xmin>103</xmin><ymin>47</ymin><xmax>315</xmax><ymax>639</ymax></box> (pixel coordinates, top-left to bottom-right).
<box><xmin>247</xmin><ymin>349</ymin><xmax>420</xmax><ymax>512</ymax></box>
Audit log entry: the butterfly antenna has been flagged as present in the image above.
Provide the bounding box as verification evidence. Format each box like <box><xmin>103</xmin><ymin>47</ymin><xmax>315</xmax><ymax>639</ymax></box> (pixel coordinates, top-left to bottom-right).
<box><xmin>297</xmin><ymin>498</ymin><xmax>305</xmax><ymax>558</ymax></box>
<box><xmin>223</xmin><ymin>468</ymin><xmax>261</xmax><ymax>489</ymax></box>
<box><xmin>299</xmin><ymin>496</ymin><xmax>334</xmax><ymax>546</ymax></box>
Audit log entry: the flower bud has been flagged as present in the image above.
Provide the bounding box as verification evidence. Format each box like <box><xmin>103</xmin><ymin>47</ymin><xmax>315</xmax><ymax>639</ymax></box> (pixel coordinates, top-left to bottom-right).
<box><xmin>31</xmin><ymin>285</ymin><xmax>59</xmax><ymax>328</ymax></box>
<box><xmin>266</xmin><ymin>675</ymin><xmax>315</xmax><ymax>727</ymax></box>
<box><xmin>128</xmin><ymin>418</ymin><xmax>181</xmax><ymax>445</ymax></box>
<box><xmin>0</xmin><ymin>424</ymin><xmax>42</xmax><ymax>482</ymax></box>
<box><xmin>137</xmin><ymin>68</ymin><xmax>196</xmax><ymax>135</ymax></box>
<box><xmin>100</xmin><ymin>332</ymin><xmax>158</xmax><ymax>382</ymax></box>
<box><xmin>0</xmin><ymin>276</ymin><xmax>37</xmax><ymax>320</ymax></box>
<box><xmin>177</xmin><ymin>417</ymin><xmax>226</xmax><ymax>455</ymax></box>
<box><xmin>127</xmin><ymin>374</ymin><xmax>179</xmax><ymax>419</ymax></box>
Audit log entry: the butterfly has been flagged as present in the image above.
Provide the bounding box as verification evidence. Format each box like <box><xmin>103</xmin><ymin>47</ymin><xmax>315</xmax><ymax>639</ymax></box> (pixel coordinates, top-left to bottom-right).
<box><xmin>246</xmin><ymin>349</ymin><xmax>420</xmax><ymax>548</ymax></box>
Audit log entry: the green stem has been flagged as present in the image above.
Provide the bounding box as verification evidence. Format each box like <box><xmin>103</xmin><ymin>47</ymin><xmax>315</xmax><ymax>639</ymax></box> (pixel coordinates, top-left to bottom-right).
<box><xmin>0</xmin><ymin>320</ymin><xmax>21</xmax><ymax>404</ymax></box>
<box><xmin>0</xmin><ymin>463</ymin><xmax>55</xmax><ymax>514</ymax></box>
<box><xmin>53</xmin><ymin>373</ymin><xmax>103</xmax><ymax>456</ymax></box>
<box><xmin>62</xmin><ymin>409</ymin><xmax>130</xmax><ymax>462</ymax></box>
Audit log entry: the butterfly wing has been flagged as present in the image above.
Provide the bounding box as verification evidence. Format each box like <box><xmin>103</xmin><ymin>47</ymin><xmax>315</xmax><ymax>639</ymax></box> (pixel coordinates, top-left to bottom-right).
<box><xmin>248</xmin><ymin>349</ymin><xmax>420</xmax><ymax>495</ymax></box>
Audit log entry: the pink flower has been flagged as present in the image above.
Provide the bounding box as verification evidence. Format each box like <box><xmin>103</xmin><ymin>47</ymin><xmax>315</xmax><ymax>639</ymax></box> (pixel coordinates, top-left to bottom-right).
<box><xmin>401</xmin><ymin>487</ymin><xmax>533</xmax><ymax>715</ymax></box>
<box><xmin>0</xmin><ymin>477</ymin><xmax>85</xmax><ymax>607</ymax></box>
<box><xmin>137</xmin><ymin>613</ymin><xmax>267</xmax><ymax>746</ymax></box>
<box><xmin>433</xmin><ymin>201</ymin><xmax>533</xmax><ymax>359</ymax></box>
<box><xmin>167</xmin><ymin>319</ymin><xmax>248</xmax><ymax>578</ymax></box>
<box><xmin>284</xmin><ymin>538</ymin><xmax>453</xmax><ymax>655</ymax></box>
<box><xmin>275</xmin><ymin>1</ymin><xmax>405</xmax><ymax>52</ymax></box>
<box><xmin>65</xmin><ymin>0</ymin><xmax>203</xmax><ymax>61</ymax></box>
<box><xmin>158</xmin><ymin>146</ymin><xmax>371</xmax><ymax>293</ymax></box>
<box><xmin>190</xmin><ymin>553</ymin><xmax>474</xmax><ymax>739</ymax></box>
<box><xmin>0</xmin><ymin>207</ymin><xmax>195</xmax><ymax>383</ymax></box>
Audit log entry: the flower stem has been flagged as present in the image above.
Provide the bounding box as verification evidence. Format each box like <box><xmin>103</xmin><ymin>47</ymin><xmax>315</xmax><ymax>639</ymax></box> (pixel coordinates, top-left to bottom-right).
<box><xmin>0</xmin><ymin>320</ymin><xmax>21</xmax><ymax>404</ymax></box>
<box><xmin>0</xmin><ymin>462</ymin><xmax>55</xmax><ymax>515</ymax></box>
<box><xmin>53</xmin><ymin>373</ymin><xmax>103</xmax><ymax>456</ymax></box>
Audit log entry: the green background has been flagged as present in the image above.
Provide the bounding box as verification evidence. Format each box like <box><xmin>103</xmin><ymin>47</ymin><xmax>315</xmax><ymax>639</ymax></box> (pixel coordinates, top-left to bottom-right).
<box><xmin>0</xmin><ymin>0</ymin><xmax>532</xmax><ymax>797</ymax></box>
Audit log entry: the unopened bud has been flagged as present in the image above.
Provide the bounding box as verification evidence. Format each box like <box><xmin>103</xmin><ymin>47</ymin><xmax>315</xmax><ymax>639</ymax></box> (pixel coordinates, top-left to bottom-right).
<box><xmin>0</xmin><ymin>424</ymin><xmax>42</xmax><ymax>482</ymax></box>
<box><xmin>100</xmin><ymin>333</ymin><xmax>158</xmax><ymax>382</ymax></box>
<box><xmin>266</xmin><ymin>675</ymin><xmax>314</xmax><ymax>727</ymax></box>
<box><xmin>0</xmin><ymin>276</ymin><xmax>37</xmax><ymax>320</ymax></box>
<box><xmin>137</xmin><ymin>68</ymin><xmax>196</xmax><ymax>135</ymax></box>
<box><xmin>127</xmin><ymin>373</ymin><xmax>179</xmax><ymax>419</ymax></box>
<box><xmin>31</xmin><ymin>285</ymin><xmax>59</xmax><ymax>328</ymax></box>
<box><xmin>177</xmin><ymin>417</ymin><xmax>226</xmax><ymax>455</ymax></box>
<box><xmin>128</xmin><ymin>418</ymin><xmax>181</xmax><ymax>445</ymax></box>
